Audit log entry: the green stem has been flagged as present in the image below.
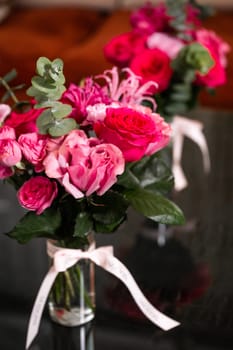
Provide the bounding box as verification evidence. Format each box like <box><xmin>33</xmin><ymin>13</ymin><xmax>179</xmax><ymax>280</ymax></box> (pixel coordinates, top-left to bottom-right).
<box><xmin>0</xmin><ymin>76</ymin><xmax>19</xmax><ymax>104</ymax></box>
<box><xmin>64</xmin><ymin>270</ymin><xmax>75</xmax><ymax>299</ymax></box>
<box><xmin>72</xmin><ymin>264</ymin><xmax>95</xmax><ymax>311</ymax></box>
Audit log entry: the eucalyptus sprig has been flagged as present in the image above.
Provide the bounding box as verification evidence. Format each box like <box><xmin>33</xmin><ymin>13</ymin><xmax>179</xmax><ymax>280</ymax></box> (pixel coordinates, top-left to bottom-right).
<box><xmin>0</xmin><ymin>69</ymin><xmax>25</xmax><ymax>106</ymax></box>
<box><xmin>161</xmin><ymin>42</ymin><xmax>214</xmax><ymax>116</ymax></box>
<box><xmin>27</xmin><ymin>57</ymin><xmax>77</xmax><ymax>137</ymax></box>
<box><xmin>166</xmin><ymin>0</ymin><xmax>193</xmax><ymax>41</ymax></box>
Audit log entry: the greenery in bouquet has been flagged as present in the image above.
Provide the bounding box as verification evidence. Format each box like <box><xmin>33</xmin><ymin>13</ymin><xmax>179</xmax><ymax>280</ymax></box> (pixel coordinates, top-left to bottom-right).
<box><xmin>103</xmin><ymin>0</ymin><xmax>230</xmax><ymax>119</ymax></box>
<box><xmin>0</xmin><ymin>57</ymin><xmax>185</xmax><ymax>250</ymax></box>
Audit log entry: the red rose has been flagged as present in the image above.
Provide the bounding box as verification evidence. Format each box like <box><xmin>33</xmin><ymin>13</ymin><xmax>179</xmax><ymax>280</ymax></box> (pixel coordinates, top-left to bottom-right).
<box><xmin>129</xmin><ymin>48</ymin><xmax>173</xmax><ymax>93</ymax></box>
<box><xmin>5</xmin><ymin>106</ymin><xmax>43</xmax><ymax>137</ymax></box>
<box><xmin>94</xmin><ymin>106</ymin><xmax>170</xmax><ymax>162</ymax></box>
<box><xmin>103</xmin><ymin>32</ymin><xmax>147</xmax><ymax>68</ymax></box>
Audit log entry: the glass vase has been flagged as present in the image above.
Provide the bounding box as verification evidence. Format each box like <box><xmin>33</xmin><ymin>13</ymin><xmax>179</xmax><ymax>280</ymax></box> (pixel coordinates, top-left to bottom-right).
<box><xmin>48</xmin><ymin>236</ymin><xmax>95</xmax><ymax>327</ymax></box>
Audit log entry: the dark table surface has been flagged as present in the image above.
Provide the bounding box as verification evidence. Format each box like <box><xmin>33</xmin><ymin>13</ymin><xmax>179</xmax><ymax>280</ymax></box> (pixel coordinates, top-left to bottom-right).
<box><xmin>0</xmin><ymin>107</ymin><xmax>233</xmax><ymax>349</ymax></box>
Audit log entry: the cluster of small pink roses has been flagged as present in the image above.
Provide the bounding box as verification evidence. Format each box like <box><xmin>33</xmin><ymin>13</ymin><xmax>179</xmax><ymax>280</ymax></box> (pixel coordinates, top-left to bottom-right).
<box><xmin>0</xmin><ymin>68</ymin><xmax>170</xmax><ymax>215</ymax></box>
<box><xmin>104</xmin><ymin>2</ymin><xmax>230</xmax><ymax>92</ymax></box>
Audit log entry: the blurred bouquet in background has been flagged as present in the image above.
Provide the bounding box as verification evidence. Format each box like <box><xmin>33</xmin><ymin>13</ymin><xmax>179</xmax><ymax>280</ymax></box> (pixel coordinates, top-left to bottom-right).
<box><xmin>104</xmin><ymin>0</ymin><xmax>230</xmax><ymax>119</ymax></box>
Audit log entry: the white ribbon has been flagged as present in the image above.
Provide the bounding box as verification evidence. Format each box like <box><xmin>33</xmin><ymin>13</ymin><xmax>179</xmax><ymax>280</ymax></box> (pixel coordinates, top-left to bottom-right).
<box><xmin>26</xmin><ymin>241</ymin><xmax>180</xmax><ymax>349</ymax></box>
<box><xmin>171</xmin><ymin>115</ymin><xmax>211</xmax><ymax>192</ymax></box>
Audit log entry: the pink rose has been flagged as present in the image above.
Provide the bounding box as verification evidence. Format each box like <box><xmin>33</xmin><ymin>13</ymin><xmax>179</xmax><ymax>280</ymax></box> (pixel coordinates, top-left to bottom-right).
<box><xmin>0</xmin><ymin>165</ymin><xmax>13</xmax><ymax>179</ymax></box>
<box><xmin>0</xmin><ymin>104</ymin><xmax>11</xmax><ymax>124</ymax></box>
<box><xmin>0</xmin><ymin>126</ymin><xmax>21</xmax><ymax>167</ymax></box>
<box><xmin>103</xmin><ymin>32</ymin><xmax>147</xmax><ymax>68</ymax></box>
<box><xmin>130</xmin><ymin>3</ymin><xmax>200</xmax><ymax>37</ymax></box>
<box><xmin>18</xmin><ymin>132</ymin><xmax>48</xmax><ymax>172</ymax></box>
<box><xmin>0</xmin><ymin>125</ymin><xmax>16</xmax><ymax>140</ymax></box>
<box><xmin>130</xmin><ymin>3</ymin><xmax>170</xmax><ymax>35</ymax></box>
<box><xmin>5</xmin><ymin>105</ymin><xmax>43</xmax><ymax>137</ymax></box>
<box><xmin>147</xmin><ymin>33</ymin><xmax>184</xmax><ymax>59</ymax></box>
<box><xmin>186</xmin><ymin>4</ymin><xmax>201</xmax><ymax>28</ymax></box>
<box><xmin>94</xmin><ymin>106</ymin><xmax>171</xmax><ymax>162</ymax></box>
<box><xmin>196</xmin><ymin>29</ymin><xmax>230</xmax><ymax>67</ymax></box>
<box><xmin>129</xmin><ymin>48</ymin><xmax>173</xmax><ymax>93</ymax></box>
<box><xmin>17</xmin><ymin>176</ymin><xmax>58</xmax><ymax>215</ymax></box>
<box><xmin>67</xmin><ymin>143</ymin><xmax>125</xmax><ymax>197</ymax></box>
<box><xmin>43</xmin><ymin>129</ymin><xmax>125</xmax><ymax>198</ymax></box>
<box><xmin>196</xmin><ymin>53</ymin><xmax>226</xmax><ymax>88</ymax></box>
<box><xmin>43</xmin><ymin>130</ymin><xmax>90</xmax><ymax>181</ymax></box>
<box><xmin>195</xmin><ymin>29</ymin><xmax>230</xmax><ymax>88</ymax></box>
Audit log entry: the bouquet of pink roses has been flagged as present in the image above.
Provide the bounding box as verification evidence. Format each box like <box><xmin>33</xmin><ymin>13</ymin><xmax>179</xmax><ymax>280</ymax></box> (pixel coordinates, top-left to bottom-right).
<box><xmin>103</xmin><ymin>0</ymin><xmax>230</xmax><ymax>118</ymax></box>
<box><xmin>0</xmin><ymin>57</ymin><xmax>184</xmax><ymax>248</ymax></box>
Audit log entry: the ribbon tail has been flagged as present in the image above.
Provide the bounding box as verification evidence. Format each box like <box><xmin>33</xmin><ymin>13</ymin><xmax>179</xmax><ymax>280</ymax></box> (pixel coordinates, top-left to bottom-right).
<box><xmin>96</xmin><ymin>254</ymin><xmax>180</xmax><ymax>331</ymax></box>
<box><xmin>26</xmin><ymin>267</ymin><xmax>58</xmax><ymax>349</ymax></box>
<box><xmin>172</xmin><ymin>163</ymin><xmax>188</xmax><ymax>192</ymax></box>
<box><xmin>172</xmin><ymin>116</ymin><xmax>211</xmax><ymax>191</ymax></box>
<box><xmin>172</xmin><ymin>130</ymin><xmax>187</xmax><ymax>191</ymax></box>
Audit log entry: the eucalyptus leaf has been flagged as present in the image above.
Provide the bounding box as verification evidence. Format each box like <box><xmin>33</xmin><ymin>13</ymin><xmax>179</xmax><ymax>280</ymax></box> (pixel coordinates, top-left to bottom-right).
<box><xmin>170</xmin><ymin>91</ymin><xmax>191</xmax><ymax>102</ymax></box>
<box><xmin>36</xmin><ymin>109</ymin><xmax>54</xmax><ymax>134</ymax></box>
<box><xmin>1</xmin><ymin>91</ymin><xmax>11</xmax><ymax>103</ymax></box>
<box><xmin>2</xmin><ymin>69</ymin><xmax>17</xmax><ymax>83</ymax></box>
<box><xmin>49</xmin><ymin>59</ymin><xmax>65</xmax><ymax>83</ymax></box>
<box><xmin>31</xmin><ymin>76</ymin><xmax>56</xmax><ymax>93</ymax></box>
<box><xmin>36</xmin><ymin>57</ymin><xmax>52</xmax><ymax>76</ymax></box>
<box><xmin>173</xmin><ymin>83</ymin><xmax>191</xmax><ymax>93</ymax></box>
<box><xmin>51</xmin><ymin>103</ymin><xmax>72</xmax><ymax>119</ymax></box>
<box><xmin>37</xmin><ymin>109</ymin><xmax>54</xmax><ymax>125</ymax></box>
<box><xmin>165</xmin><ymin>103</ymin><xmax>188</xmax><ymax>115</ymax></box>
<box><xmin>26</xmin><ymin>86</ymin><xmax>39</xmax><ymax>97</ymax></box>
<box><xmin>48</xmin><ymin>118</ymin><xmax>77</xmax><ymax>137</ymax></box>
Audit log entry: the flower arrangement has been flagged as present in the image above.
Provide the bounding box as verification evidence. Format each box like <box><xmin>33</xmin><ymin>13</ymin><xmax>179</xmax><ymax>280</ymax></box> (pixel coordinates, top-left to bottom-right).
<box><xmin>0</xmin><ymin>57</ymin><xmax>184</xmax><ymax>249</ymax></box>
<box><xmin>103</xmin><ymin>0</ymin><xmax>230</xmax><ymax>118</ymax></box>
<box><xmin>0</xmin><ymin>57</ymin><xmax>185</xmax><ymax>347</ymax></box>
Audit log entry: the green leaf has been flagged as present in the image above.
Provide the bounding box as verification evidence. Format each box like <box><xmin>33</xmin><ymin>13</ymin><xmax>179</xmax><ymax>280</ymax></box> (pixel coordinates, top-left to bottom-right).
<box><xmin>6</xmin><ymin>208</ymin><xmax>62</xmax><ymax>243</ymax></box>
<box><xmin>48</xmin><ymin>118</ymin><xmax>77</xmax><ymax>137</ymax></box>
<box><xmin>31</xmin><ymin>76</ymin><xmax>56</xmax><ymax>93</ymax></box>
<box><xmin>36</xmin><ymin>109</ymin><xmax>54</xmax><ymax>134</ymax></box>
<box><xmin>117</xmin><ymin>166</ymin><xmax>140</xmax><ymax>189</ymax></box>
<box><xmin>26</xmin><ymin>86</ymin><xmax>38</xmax><ymax>97</ymax></box>
<box><xmin>124</xmin><ymin>188</ymin><xmax>185</xmax><ymax>225</ymax></box>
<box><xmin>49</xmin><ymin>58</ymin><xmax>65</xmax><ymax>82</ymax></box>
<box><xmin>90</xmin><ymin>191</ymin><xmax>129</xmax><ymax>233</ymax></box>
<box><xmin>36</xmin><ymin>57</ymin><xmax>52</xmax><ymax>76</ymax></box>
<box><xmin>169</xmin><ymin>91</ymin><xmax>191</xmax><ymax>102</ymax></box>
<box><xmin>164</xmin><ymin>103</ymin><xmax>189</xmax><ymax>115</ymax></box>
<box><xmin>74</xmin><ymin>212</ymin><xmax>93</xmax><ymax>238</ymax></box>
<box><xmin>120</xmin><ymin>154</ymin><xmax>174</xmax><ymax>194</ymax></box>
<box><xmin>94</xmin><ymin>217</ymin><xmax>126</xmax><ymax>233</ymax></box>
<box><xmin>51</xmin><ymin>103</ymin><xmax>72</xmax><ymax>119</ymax></box>
<box><xmin>2</xmin><ymin>69</ymin><xmax>17</xmax><ymax>83</ymax></box>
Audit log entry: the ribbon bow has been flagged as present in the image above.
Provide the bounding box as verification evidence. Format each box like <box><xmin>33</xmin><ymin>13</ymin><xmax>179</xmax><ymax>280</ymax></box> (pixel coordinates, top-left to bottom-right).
<box><xmin>26</xmin><ymin>242</ymin><xmax>180</xmax><ymax>349</ymax></box>
<box><xmin>172</xmin><ymin>115</ymin><xmax>210</xmax><ymax>192</ymax></box>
